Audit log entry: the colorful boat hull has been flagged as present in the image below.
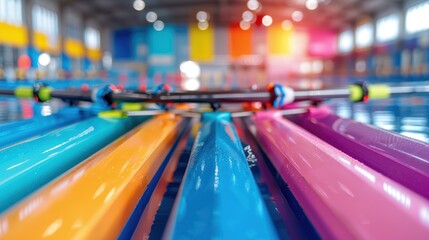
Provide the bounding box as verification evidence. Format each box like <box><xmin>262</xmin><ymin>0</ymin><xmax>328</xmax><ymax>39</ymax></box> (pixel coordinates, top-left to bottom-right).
<box><xmin>0</xmin><ymin>115</ymin><xmax>144</xmax><ymax>213</ymax></box>
<box><xmin>164</xmin><ymin>112</ymin><xmax>278</xmax><ymax>239</ymax></box>
<box><xmin>292</xmin><ymin>106</ymin><xmax>429</xmax><ymax>199</ymax></box>
<box><xmin>252</xmin><ymin>111</ymin><xmax>429</xmax><ymax>239</ymax></box>
<box><xmin>0</xmin><ymin>114</ymin><xmax>186</xmax><ymax>239</ymax></box>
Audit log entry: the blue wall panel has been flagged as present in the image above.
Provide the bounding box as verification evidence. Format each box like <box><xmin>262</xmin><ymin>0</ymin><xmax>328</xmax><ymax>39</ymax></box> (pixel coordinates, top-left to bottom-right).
<box><xmin>113</xmin><ymin>29</ymin><xmax>133</xmax><ymax>59</ymax></box>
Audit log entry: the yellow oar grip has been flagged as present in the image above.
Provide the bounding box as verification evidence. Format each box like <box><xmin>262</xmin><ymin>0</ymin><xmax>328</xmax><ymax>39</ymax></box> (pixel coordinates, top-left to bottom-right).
<box><xmin>38</xmin><ymin>87</ymin><xmax>52</xmax><ymax>102</ymax></box>
<box><xmin>368</xmin><ymin>85</ymin><xmax>390</xmax><ymax>99</ymax></box>
<box><xmin>14</xmin><ymin>87</ymin><xmax>33</xmax><ymax>98</ymax></box>
<box><xmin>349</xmin><ymin>84</ymin><xmax>390</xmax><ymax>101</ymax></box>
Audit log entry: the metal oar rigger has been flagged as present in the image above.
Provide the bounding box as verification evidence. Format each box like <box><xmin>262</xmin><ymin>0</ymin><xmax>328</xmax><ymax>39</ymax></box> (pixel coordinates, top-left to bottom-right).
<box><xmin>2</xmin><ymin>82</ymin><xmax>429</xmax><ymax>112</ymax></box>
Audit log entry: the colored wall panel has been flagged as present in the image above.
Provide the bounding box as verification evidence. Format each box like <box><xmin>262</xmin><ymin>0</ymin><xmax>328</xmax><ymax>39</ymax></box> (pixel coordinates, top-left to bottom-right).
<box><xmin>308</xmin><ymin>29</ymin><xmax>336</xmax><ymax>58</ymax></box>
<box><xmin>113</xmin><ymin>29</ymin><xmax>133</xmax><ymax>59</ymax></box>
<box><xmin>33</xmin><ymin>31</ymin><xmax>60</xmax><ymax>54</ymax></box>
<box><xmin>132</xmin><ymin>28</ymin><xmax>147</xmax><ymax>60</ymax></box>
<box><xmin>148</xmin><ymin>25</ymin><xmax>176</xmax><ymax>80</ymax></box>
<box><xmin>33</xmin><ymin>32</ymin><xmax>49</xmax><ymax>51</ymax></box>
<box><xmin>267</xmin><ymin>24</ymin><xmax>292</xmax><ymax>55</ymax></box>
<box><xmin>229</xmin><ymin>24</ymin><xmax>252</xmax><ymax>59</ymax></box>
<box><xmin>189</xmin><ymin>24</ymin><xmax>214</xmax><ymax>62</ymax></box>
<box><xmin>65</xmin><ymin>38</ymin><xmax>84</xmax><ymax>59</ymax></box>
<box><xmin>87</xmin><ymin>48</ymin><xmax>102</xmax><ymax>61</ymax></box>
<box><xmin>0</xmin><ymin>22</ymin><xmax>28</xmax><ymax>48</ymax></box>
<box><xmin>148</xmin><ymin>25</ymin><xmax>175</xmax><ymax>55</ymax></box>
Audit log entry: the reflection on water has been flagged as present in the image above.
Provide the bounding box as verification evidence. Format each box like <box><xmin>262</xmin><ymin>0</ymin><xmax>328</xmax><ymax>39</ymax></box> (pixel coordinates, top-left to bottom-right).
<box><xmin>0</xmin><ymin>97</ymin><xmax>66</xmax><ymax>124</ymax></box>
<box><xmin>328</xmin><ymin>95</ymin><xmax>429</xmax><ymax>143</ymax></box>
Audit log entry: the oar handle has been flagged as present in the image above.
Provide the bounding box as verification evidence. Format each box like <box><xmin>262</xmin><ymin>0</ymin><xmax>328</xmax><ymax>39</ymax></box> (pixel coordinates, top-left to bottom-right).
<box><xmin>348</xmin><ymin>84</ymin><xmax>390</xmax><ymax>102</ymax></box>
<box><xmin>14</xmin><ymin>86</ymin><xmax>53</xmax><ymax>102</ymax></box>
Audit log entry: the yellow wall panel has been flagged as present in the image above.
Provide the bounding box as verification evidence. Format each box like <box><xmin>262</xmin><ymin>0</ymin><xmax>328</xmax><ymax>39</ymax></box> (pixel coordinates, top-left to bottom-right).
<box><xmin>33</xmin><ymin>31</ymin><xmax>49</xmax><ymax>52</ymax></box>
<box><xmin>0</xmin><ymin>22</ymin><xmax>28</xmax><ymax>48</ymax></box>
<box><xmin>33</xmin><ymin>31</ymin><xmax>60</xmax><ymax>54</ymax></box>
<box><xmin>189</xmin><ymin>24</ymin><xmax>214</xmax><ymax>62</ymax></box>
<box><xmin>87</xmin><ymin>48</ymin><xmax>102</xmax><ymax>61</ymax></box>
<box><xmin>267</xmin><ymin>24</ymin><xmax>293</xmax><ymax>55</ymax></box>
<box><xmin>65</xmin><ymin>38</ymin><xmax>84</xmax><ymax>59</ymax></box>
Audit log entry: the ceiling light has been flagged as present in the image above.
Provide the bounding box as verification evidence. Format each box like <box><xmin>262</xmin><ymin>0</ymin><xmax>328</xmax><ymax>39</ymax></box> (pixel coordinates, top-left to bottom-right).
<box><xmin>133</xmin><ymin>0</ymin><xmax>145</xmax><ymax>11</ymax></box>
<box><xmin>146</xmin><ymin>11</ymin><xmax>157</xmax><ymax>23</ymax></box>
<box><xmin>305</xmin><ymin>0</ymin><xmax>318</xmax><ymax>10</ymax></box>
<box><xmin>292</xmin><ymin>10</ymin><xmax>303</xmax><ymax>22</ymax></box>
<box><xmin>240</xmin><ymin>20</ymin><xmax>251</xmax><ymax>30</ymax></box>
<box><xmin>262</xmin><ymin>15</ymin><xmax>273</xmax><ymax>26</ymax></box>
<box><xmin>281</xmin><ymin>20</ymin><xmax>293</xmax><ymax>30</ymax></box>
<box><xmin>247</xmin><ymin>0</ymin><xmax>260</xmax><ymax>11</ymax></box>
<box><xmin>198</xmin><ymin>21</ymin><xmax>209</xmax><ymax>30</ymax></box>
<box><xmin>242</xmin><ymin>10</ymin><xmax>254</xmax><ymax>22</ymax></box>
<box><xmin>183</xmin><ymin>78</ymin><xmax>200</xmax><ymax>91</ymax></box>
<box><xmin>196</xmin><ymin>11</ymin><xmax>208</xmax><ymax>22</ymax></box>
<box><xmin>38</xmin><ymin>53</ymin><xmax>51</xmax><ymax>67</ymax></box>
<box><xmin>153</xmin><ymin>20</ymin><xmax>164</xmax><ymax>31</ymax></box>
<box><xmin>180</xmin><ymin>61</ymin><xmax>201</xmax><ymax>78</ymax></box>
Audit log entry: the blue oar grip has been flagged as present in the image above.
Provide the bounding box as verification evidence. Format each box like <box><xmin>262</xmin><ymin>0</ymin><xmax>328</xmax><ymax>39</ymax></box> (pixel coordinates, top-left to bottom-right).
<box><xmin>93</xmin><ymin>84</ymin><xmax>115</xmax><ymax>107</ymax></box>
<box><xmin>272</xmin><ymin>84</ymin><xmax>295</xmax><ymax>108</ymax></box>
<box><xmin>153</xmin><ymin>84</ymin><xmax>173</xmax><ymax>109</ymax></box>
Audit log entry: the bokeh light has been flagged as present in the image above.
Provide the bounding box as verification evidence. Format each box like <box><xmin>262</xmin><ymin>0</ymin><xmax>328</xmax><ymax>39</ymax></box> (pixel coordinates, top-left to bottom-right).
<box><xmin>133</xmin><ymin>0</ymin><xmax>145</xmax><ymax>11</ymax></box>
<box><xmin>153</xmin><ymin>20</ymin><xmax>164</xmax><ymax>31</ymax></box>
<box><xmin>146</xmin><ymin>11</ymin><xmax>157</xmax><ymax>22</ymax></box>
<box><xmin>262</xmin><ymin>15</ymin><xmax>273</xmax><ymax>26</ymax></box>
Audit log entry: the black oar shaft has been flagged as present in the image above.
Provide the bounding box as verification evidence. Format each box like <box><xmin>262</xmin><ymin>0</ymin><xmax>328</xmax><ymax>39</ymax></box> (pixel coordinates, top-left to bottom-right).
<box><xmin>294</xmin><ymin>88</ymin><xmax>351</xmax><ymax>99</ymax></box>
<box><xmin>0</xmin><ymin>89</ymin><xmax>16</xmax><ymax>96</ymax></box>
<box><xmin>113</xmin><ymin>90</ymin><xmax>272</xmax><ymax>103</ymax></box>
<box><xmin>50</xmin><ymin>90</ymin><xmax>93</xmax><ymax>102</ymax></box>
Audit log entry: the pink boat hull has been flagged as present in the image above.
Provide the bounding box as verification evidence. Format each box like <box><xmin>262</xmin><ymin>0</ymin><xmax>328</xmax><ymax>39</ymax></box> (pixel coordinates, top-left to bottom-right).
<box><xmin>252</xmin><ymin>111</ymin><xmax>429</xmax><ymax>239</ymax></box>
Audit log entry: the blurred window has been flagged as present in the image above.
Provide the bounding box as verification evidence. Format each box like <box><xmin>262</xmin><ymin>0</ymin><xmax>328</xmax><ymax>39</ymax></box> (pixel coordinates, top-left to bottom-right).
<box><xmin>406</xmin><ymin>1</ymin><xmax>429</xmax><ymax>34</ymax></box>
<box><xmin>84</xmin><ymin>27</ymin><xmax>100</xmax><ymax>49</ymax></box>
<box><xmin>338</xmin><ymin>30</ymin><xmax>353</xmax><ymax>53</ymax></box>
<box><xmin>356</xmin><ymin>23</ymin><xmax>374</xmax><ymax>48</ymax></box>
<box><xmin>376</xmin><ymin>13</ymin><xmax>400</xmax><ymax>42</ymax></box>
<box><xmin>32</xmin><ymin>5</ymin><xmax>58</xmax><ymax>46</ymax></box>
<box><xmin>0</xmin><ymin>0</ymin><xmax>23</xmax><ymax>25</ymax></box>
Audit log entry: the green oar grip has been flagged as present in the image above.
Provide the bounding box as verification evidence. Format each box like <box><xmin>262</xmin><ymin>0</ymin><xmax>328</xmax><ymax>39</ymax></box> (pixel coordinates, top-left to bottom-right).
<box><xmin>120</xmin><ymin>102</ymin><xmax>144</xmax><ymax>111</ymax></box>
<box><xmin>38</xmin><ymin>87</ymin><xmax>52</xmax><ymax>102</ymax></box>
<box><xmin>349</xmin><ymin>84</ymin><xmax>390</xmax><ymax>101</ymax></box>
<box><xmin>98</xmin><ymin>110</ymin><xmax>127</xmax><ymax>118</ymax></box>
<box><xmin>14</xmin><ymin>87</ymin><xmax>33</xmax><ymax>98</ymax></box>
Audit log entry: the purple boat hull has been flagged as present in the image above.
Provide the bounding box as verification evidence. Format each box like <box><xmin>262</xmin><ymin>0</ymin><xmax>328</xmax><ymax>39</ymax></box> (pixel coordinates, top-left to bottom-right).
<box><xmin>292</xmin><ymin>106</ymin><xmax>429</xmax><ymax>199</ymax></box>
<box><xmin>252</xmin><ymin>111</ymin><xmax>429</xmax><ymax>239</ymax></box>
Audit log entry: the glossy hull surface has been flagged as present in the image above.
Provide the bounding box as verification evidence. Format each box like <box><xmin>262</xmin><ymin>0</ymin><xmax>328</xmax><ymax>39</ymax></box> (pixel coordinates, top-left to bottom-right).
<box><xmin>252</xmin><ymin>111</ymin><xmax>429</xmax><ymax>239</ymax></box>
<box><xmin>164</xmin><ymin>112</ymin><xmax>278</xmax><ymax>239</ymax></box>
<box><xmin>0</xmin><ymin>116</ymin><xmax>144</xmax><ymax>213</ymax></box>
<box><xmin>0</xmin><ymin>114</ymin><xmax>185</xmax><ymax>239</ymax></box>
<box><xmin>292</xmin><ymin>106</ymin><xmax>429</xmax><ymax>199</ymax></box>
<box><xmin>0</xmin><ymin>108</ymin><xmax>92</xmax><ymax>148</ymax></box>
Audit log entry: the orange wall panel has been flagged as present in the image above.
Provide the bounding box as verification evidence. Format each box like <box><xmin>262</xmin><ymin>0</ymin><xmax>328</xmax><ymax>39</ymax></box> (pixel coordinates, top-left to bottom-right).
<box><xmin>229</xmin><ymin>24</ymin><xmax>252</xmax><ymax>59</ymax></box>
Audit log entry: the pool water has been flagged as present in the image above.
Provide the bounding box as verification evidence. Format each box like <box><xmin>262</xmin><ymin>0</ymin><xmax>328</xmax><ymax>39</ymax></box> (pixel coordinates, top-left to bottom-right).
<box><xmin>328</xmin><ymin>95</ymin><xmax>429</xmax><ymax>143</ymax></box>
<box><xmin>0</xmin><ymin>97</ymin><xmax>66</xmax><ymax>123</ymax></box>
